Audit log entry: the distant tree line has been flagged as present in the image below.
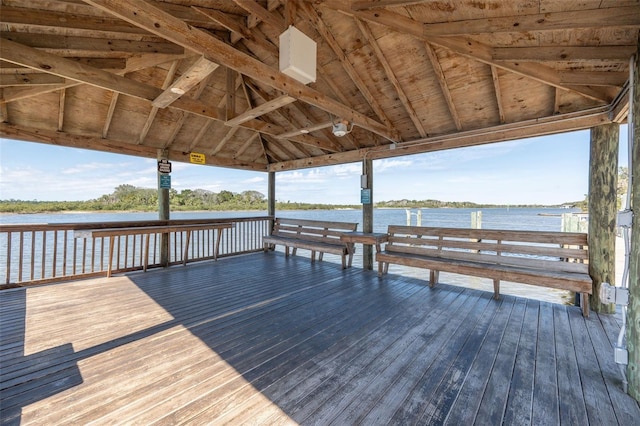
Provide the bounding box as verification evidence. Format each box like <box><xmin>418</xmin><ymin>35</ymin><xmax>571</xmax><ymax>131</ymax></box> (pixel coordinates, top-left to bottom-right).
<box><xmin>0</xmin><ymin>183</ymin><xmax>584</xmax><ymax>214</ymax></box>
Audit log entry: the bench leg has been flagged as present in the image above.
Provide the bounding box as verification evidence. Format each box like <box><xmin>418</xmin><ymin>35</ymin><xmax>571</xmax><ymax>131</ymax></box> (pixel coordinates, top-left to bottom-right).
<box><xmin>378</xmin><ymin>261</ymin><xmax>385</xmax><ymax>277</ymax></box>
<box><xmin>285</xmin><ymin>246</ymin><xmax>290</xmax><ymax>257</ymax></box>
<box><xmin>319</xmin><ymin>252</ymin><xmax>324</xmax><ymax>262</ymax></box>
<box><xmin>311</xmin><ymin>250</ymin><xmax>316</xmax><ymax>263</ymax></box>
<box><xmin>341</xmin><ymin>255</ymin><xmax>347</xmax><ymax>269</ymax></box>
<box><xmin>429</xmin><ymin>270</ymin><xmax>439</xmax><ymax>288</ymax></box>
<box><xmin>493</xmin><ymin>279</ymin><xmax>500</xmax><ymax>300</ymax></box>
<box><xmin>581</xmin><ymin>293</ymin><xmax>590</xmax><ymax>318</ymax></box>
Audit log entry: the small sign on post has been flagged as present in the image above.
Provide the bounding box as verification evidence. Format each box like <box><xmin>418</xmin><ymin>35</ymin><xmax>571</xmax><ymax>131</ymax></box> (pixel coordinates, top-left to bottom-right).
<box><xmin>157</xmin><ymin>159</ymin><xmax>172</xmax><ymax>174</ymax></box>
<box><xmin>159</xmin><ymin>174</ymin><xmax>171</xmax><ymax>189</ymax></box>
<box><xmin>190</xmin><ymin>152</ymin><xmax>206</xmax><ymax>164</ymax></box>
<box><xmin>361</xmin><ymin>189</ymin><xmax>371</xmax><ymax>204</ymax></box>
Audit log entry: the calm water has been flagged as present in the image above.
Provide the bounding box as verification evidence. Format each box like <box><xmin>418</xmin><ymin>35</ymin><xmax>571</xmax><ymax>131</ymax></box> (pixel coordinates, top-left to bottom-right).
<box><xmin>0</xmin><ymin>207</ymin><xmax>580</xmax><ymax>304</ymax></box>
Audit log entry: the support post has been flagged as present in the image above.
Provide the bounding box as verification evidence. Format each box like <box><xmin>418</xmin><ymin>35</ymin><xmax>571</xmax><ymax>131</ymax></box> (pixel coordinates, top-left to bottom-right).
<box><xmin>628</xmin><ymin>46</ymin><xmax>640</xmax><ymax>403</ymax></box>
<box><xmin>588</xmin><ymin>124</ymin><xmax>619</xmax><ymax>313</ymax></box>
<box><xmin>363</xmin><ymin>159</ymin><xmax>373</xmax><ymax>270</ymax></box>
<box><xmin>268</xmin><ymin>171</ymin><xmax>276</xmax><ymax>233</ymax></box>
<box><xmin>157</xmin><ymin>149</ymin><xmax>170</xmax><ymax>267</ymax></box>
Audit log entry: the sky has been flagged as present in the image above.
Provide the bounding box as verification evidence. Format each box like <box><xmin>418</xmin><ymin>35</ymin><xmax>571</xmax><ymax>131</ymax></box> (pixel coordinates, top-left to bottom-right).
<box><xmin>0</xmin><ymin>126</ymin><xmax>630</xmax><ymax>205</ymax></box>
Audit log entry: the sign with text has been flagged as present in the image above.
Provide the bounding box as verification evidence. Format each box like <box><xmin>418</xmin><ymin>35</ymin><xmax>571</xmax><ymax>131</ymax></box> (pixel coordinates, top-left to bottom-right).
<box><xmin>189</xmin><ymin>152</ymin><xmax>206</xmax><ymax>164</ymax></box>
<box><xmin>361</xmin><ymin>189</ymin><xmax>371</xmax><ymax>204</ymax></box>
<box><xmin>159</xmin><ymin>174</ymin><xmax>171</xmax><ymax>189</ymax></box>
<box><xmin>157</xmin><ymin>159</ymin><xmax>171</xmax><ymax>174</ymax></box>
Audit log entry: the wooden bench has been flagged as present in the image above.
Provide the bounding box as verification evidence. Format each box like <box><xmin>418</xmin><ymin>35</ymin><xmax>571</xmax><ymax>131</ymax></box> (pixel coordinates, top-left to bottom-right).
<box><xmin>377</xmin><ymin>226</ymin><xmax>592</xmax><ymax>317</ymax></box>
<box><xmin>263</xmin><ymin>218</ymin><xmax>358</xmax><ymax>269</ymax></box>
<box><xmin>75</xmin><ymin>223</ymin><xmax>233</xmax><ymax>277</ymax></box>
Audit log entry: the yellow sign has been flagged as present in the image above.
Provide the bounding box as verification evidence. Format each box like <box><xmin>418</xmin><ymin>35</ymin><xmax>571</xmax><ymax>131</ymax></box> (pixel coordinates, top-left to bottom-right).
<box><xmin>189</xmin><ymin>152</ymin><xmax>206</xmax><ymax>164</ymax></box>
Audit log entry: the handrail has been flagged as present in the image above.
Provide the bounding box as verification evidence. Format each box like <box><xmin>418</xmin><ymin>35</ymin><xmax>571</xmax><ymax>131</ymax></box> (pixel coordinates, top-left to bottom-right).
<box><xmin>0</xmin><ymin>216</ymin><xmax>272</xmax><ymax>288</ymax></box>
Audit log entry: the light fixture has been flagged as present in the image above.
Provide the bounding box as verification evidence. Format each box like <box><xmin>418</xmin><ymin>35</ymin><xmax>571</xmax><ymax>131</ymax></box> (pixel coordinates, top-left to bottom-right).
<box><xmin>330</xmin><ymin>115</ymin><xmax>353</xmax><ymax>137</ymax></box>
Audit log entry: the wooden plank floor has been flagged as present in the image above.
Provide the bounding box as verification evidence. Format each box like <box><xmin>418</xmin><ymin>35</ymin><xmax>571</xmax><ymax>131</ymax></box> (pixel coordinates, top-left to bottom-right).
<box><xmin>1</xmin><ymin>252</ymin><xmax>638</xmax><ymax>425</ymax></box>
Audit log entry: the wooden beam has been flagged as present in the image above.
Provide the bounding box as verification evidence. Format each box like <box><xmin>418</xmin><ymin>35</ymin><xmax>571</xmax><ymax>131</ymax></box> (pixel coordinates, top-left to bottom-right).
<box><xmin>102</xmin><ymin>92</ymin><xmax>119</xmax><ymax>138</ymax></box>
<box><xmin>493</xmin><ymin>46</ymin><xmax>637</xmax><ymax>62</ymax></box>
<box><xmin>188</xmin><ymin>120</ymin><xmax>214</xmax><ymax>152</ymax></box>
<box><xmin>152</xmin><ymin>57</ymin><xmax>219</xmax><ymax>108</ymax></box>
<box><xmin>227</xmin><ymin>67</ymin><xmax>237</xmax><ymax>121</ymax></box>
<box><xmin>352</xmin><ymin>0</ymin><xmax>432</xmax><ymax>9</ymax></box>
<box><xmin>425</xmin><ymin>42</ymin><xmax>462</xmax><ymax>131</ymax></box>
<box><xmin>0</xmin><ymin>32</ymin><xmax>184</xmax><ymax>56</ymax></box>
<box><xmin>226</xmin><ymin>95</ymin><xmax>297</xmax><ymax>127</ymax></box>
<box><xmin>232</xmin><ymin>0</ymin><xmax>283</xmax><ymax>31</ymax></box>
<box><xmin>324</xmin><ymin>5</ymin><xmax>615</xmax><ymax>102</ymax></box>
<box><xmin>276</xmin><ymin>120</ymin><xmax>333</xmax><ymax>139</ymax></box>
<box><xmin>300</xmin><ymin>2</ymin><xmax>395</xmax><ymax>132</ymax></box>
<box><xmin>57</xmin><ymin>88</ymin><xmax>65</xmax><ymax>131</ymax></box>
<box><xmin>139</xmin><ymin>60</ymin><xmax>179</xmax><ymax>144</ymax></box>
<box><xmin>491</xmin><ymin>66</ymin><xmax>506</xmax><ymax>124</ymax></box>
<box><xmin>284</xmin><ymin>0</ymin><xmax>298</xmax><ymax>28</ymax></box>
<box><xmin>0</xmin><ymin>123</ymin><xmax>268</xmax><ymax>171</ymax></box>
<box><xmin>234</xmin><ymin>132</ymin><xmax>260</xmax><ymax>159</ymax></box>
<box><xmin>420</xmin><ymin>6</ymin><xmax>640</xmax><ymax>37</ymax></box>
<box><xmin>268</xmin><ymin>107</ymin><xmax>611</xmax><ymax>171</ymax></box>
<box><xmin>558</xmin><ymin>71</ymin><xmax>628</xmax><ymax>87</ymax></box>
<box><xmin>355</xmin><ymin>18</ymin><xmax>427</xmax><ymax>138</ymax></box>
<box><xmin>0</xmin><ymin>73</ymin><xmax>65</xmax><ymax>87</ymax></box>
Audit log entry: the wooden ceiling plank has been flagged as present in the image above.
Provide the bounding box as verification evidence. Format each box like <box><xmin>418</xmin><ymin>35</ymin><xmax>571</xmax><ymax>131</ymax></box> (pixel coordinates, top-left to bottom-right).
<box><xmin>491</xmin><ymin>66</ymin><xmax>506</xmax><ymax>124</ymax></box>
<box><xmin>0</xmin><ymin>123</ymin><xmax>268</xmax><ymax>171</ymax></box>
<box><xmin>0</xmin><ymin>73</ymin><xmax>65</xmax><ymax>87</ymax></box>
<box><xmin>558</xmin><ymin>71</ymin><xmax>628</xmax><ymax>87</ymax></box>
<box><xmin>152</xmin><ymin>56</ymin><xmax>219</xmax><ymax>108</ymax></box>
<box><xmin>356</xmin><ymin>18</ymin><xmax>427</xmax><ymax>138</ymax></box>
<box><xmin>227</xmin><ymin>67</ymin><xmax>237</xmax><ymax>121</ymax></box>
<box><xmin>492</xmin><ymin>46</ymin><xmax>637</xmax><ymax>62</ymax></box>
<box><xmin>421</xmin><ymin>6</ymin><xmax>640</xmax><ymax>37</ymax></box>
<box><xmin>102</xmin><ymin>92</ymin><xmax>119</xmax><ymax>138</ymax></box>
<box><xmin>300</xmin><ymin>2</ymin><xmax>395</xmax><ymax>133</ymax></box>
<box><xmin>332</xmin><ymin>6</ymin><xmax>615</xmax><ymax>102</ymax></box>
<box><xmin>425</xmin><ymin>42</ymin><xmax>463</xmax><ymax>131</ymax></box>
<box><xmin>139</xmin><ymin>60</ymin><xmax>180</xmax><ymax>144</ymax></box>
<box><xmin>188</xmin><ymin>120</ymin><xmax>214</xmax><ymax>152</ymax></box>
<box><xmin>2</xmin><ymin>81</ymin><xmax>79</xmax><ymax>103</ymax></box>
<box><xmin>86</xmin><ymin>0</ymin><xmax>399</xmax><ymax>140</ymax></box>
<box><xmin>225</xmin><ymin>95</ymin><xmax>297</xmax><ymax>127</ymax></box>
<box><xmin>57</xmin><ymin>88</ymin><xmax>66</xmax><ymax>132</ymax></box>
<box><xmin>0</xmin><ymin>32</ymin><xmax>184</xmax><ymax>56</ymax></box>
<box><xmin>0</xmin><ymin>97</ymin><xmax>8</xmax><ymax>123</ymax></box>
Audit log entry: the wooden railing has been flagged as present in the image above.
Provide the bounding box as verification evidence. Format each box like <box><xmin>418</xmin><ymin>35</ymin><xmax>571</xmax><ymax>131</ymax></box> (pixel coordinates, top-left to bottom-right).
<box><xmin>0</xmin><ymin>217</ymin><xmax>271</xmax><ymax>287</ymax></box>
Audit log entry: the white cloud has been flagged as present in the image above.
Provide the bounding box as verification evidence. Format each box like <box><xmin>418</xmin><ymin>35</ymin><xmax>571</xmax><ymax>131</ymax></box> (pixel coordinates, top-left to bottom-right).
<box><xmin>242</xmin><ymin>176</ymin><xmax>265</xmax><ymax>184</ymax></box>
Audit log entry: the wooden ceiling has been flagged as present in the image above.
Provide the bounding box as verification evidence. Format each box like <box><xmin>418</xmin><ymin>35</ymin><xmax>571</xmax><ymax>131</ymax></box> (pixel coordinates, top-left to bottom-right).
<box><xmin>1</xmin><ymin>0</ymin><xmax>638</xmax><ymax>172</ymax></box>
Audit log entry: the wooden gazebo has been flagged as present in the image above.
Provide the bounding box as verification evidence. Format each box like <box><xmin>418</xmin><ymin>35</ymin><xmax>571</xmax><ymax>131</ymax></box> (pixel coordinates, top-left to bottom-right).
<box><xmin>1</xmin><ymin>0</ymin><xmax>639</xmax><ymax>403</ymax></box>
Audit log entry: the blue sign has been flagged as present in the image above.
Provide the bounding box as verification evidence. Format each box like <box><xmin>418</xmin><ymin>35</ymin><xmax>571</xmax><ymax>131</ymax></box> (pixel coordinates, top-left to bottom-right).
<box><xmin>159</xmin><ymin>174</ymin><xmax>171</xmax><ymax>189</ymax></box>
<box><xmin>361</xmin><ymin>189</ymin><xmax>371</xmax><ymax>204</ymax></box>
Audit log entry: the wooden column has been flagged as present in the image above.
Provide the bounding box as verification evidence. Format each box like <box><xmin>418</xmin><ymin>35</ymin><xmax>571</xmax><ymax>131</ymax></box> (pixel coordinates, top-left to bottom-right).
<box><xmin>628</xmin><ymin>48</ymin><xmax>640</xmax><ymax>402</ymax></box>
<box><xmin>588</xmin><ymin>124</ymin><xmax>619</xmax><ymax>313</ymax></box>
<box><xmin>268</xmin><ymin>171</ymin><xmax>276</xmax><ymax>233</ymax></box>
<box><xmin>157</xmin><ymin>149</ymin><xmax>170</xmax><ymax>266</ymax></box>
<box><xmin>363</xmin><ymin>159</ymin><xmax>374</xmax><ymax>270</ymax></box>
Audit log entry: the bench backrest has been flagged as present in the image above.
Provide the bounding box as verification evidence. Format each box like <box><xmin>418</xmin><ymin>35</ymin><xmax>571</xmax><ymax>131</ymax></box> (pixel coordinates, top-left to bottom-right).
<box><xmin>272</xmin><ymin>218</ymin><xmax>358</xmax><ymax>244</ymax></box>
<box><xmin>386</xmin><ymin>225</ymin><xmax>589</xmax><ymax>275</ymax></box>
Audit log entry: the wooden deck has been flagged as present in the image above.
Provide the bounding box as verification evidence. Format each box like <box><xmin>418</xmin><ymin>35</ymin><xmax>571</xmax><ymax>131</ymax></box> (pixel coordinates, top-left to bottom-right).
<box><xmin>1</xmin><ymin>252</ymin><xmax>638</xmax><ymax>425</ymax></box>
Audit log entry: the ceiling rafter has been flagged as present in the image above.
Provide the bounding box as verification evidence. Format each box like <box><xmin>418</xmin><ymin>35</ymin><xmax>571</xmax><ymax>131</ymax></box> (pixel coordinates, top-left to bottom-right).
<box><xmin>420</xmin><ymin>6</ymin><xmax>640</xmax><ymax>37</ymax></box>
<box><xmin>139</xmin><ymin>60</ymin><xmax>180</xmax><ymax>145</ymax></box>
<box><xmin>225</xmin><ymin>94</ymin><xmax>297</xmax><ymax>127</ymax></box>
<box><xmin>0</xmin><ymin>73</ymin><xmax>65</xmax><ymax>87</ymax></box>
<box><xmin>232</xmin><ymin>0</ymin><xmax>285</xmax><ymax>31</ymax></box>
<box><xmin>490</xmin><ymin>66</ymin><xmax>506</xmax><ymax>124</ymax></box>
<box><xmin>234</xmin><ymin>132</ymin><xmax>261</xmax><ymax>159</ymax></box>
<box><xmin>492</xmin><ymin>46</ymin><xmax>637</xmax><ymax>62</ymax></box>
<box><xmin>102</xmin><ymin>92</ymin><xmax>119</xmax><ymax>138</ymax></box>
<box><xmin>300</xmin><ymin>2</ymin><xmax>395</xmax><ymax>133</ymax></box>
<box><xmin>351</xmin><ymin>0</ymin><xmax>431</xmax><ymax>10</ymax></box>
<box><xmin>355</xmin><ymin>18</ymin><xmax>427</xmax><ymax>138</ymax></box>
<box><xmin>189</xmin><ymin>120</ymin><xmax>214</xmax><ymax>152</ymax></box>
<box><xmin>152</xmin><ymin>56</ymin><xmax>219</xmax><ymax>108</ymax></box>
<box><xmin>57</xmin><ymin>88</ymin><xmax>66</xmax><ymax>131</ymax></box>
<box><xmin>323</xmin><ymin>4</ymin><xmax>615</xmax><ymax>103</ymax></box>
<box><xmin>424</xmin><ymin>42</ymin><xmax>463</xmax><ymax>131</ymax></box>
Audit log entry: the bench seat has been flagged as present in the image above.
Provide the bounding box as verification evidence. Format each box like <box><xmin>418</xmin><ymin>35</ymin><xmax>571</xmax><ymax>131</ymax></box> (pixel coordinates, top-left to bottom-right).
<box><xmin>264</xmin><ymin>218</ymin><xmax>358</xmax><ymax>269</ymax></box>
<box><xmin>377</xmin><ymin>225</ymin><xmax>592</xmax><ymax>317</ymax></box>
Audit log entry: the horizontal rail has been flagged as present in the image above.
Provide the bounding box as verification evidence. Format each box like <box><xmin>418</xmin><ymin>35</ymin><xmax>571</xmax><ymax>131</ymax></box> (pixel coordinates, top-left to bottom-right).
<box><xmin>0</xmin><ymin>217</ymin><xmax>272</xmax><ymax>288</ymax></box>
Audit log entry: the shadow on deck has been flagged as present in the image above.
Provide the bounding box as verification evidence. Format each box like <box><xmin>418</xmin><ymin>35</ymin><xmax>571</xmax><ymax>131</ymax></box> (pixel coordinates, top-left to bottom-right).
<box><xmin>1</xmin><ymin>252</ymin><xmax>638</xmax><ymax>425</ymax></box>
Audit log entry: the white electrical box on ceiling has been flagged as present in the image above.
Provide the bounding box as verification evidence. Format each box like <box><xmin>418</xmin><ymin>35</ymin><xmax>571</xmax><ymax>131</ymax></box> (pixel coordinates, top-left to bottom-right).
<box><xmin>279</xmin><ymin>25</ymin><xmax>316</xmax><ymax>85</ymax></box>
